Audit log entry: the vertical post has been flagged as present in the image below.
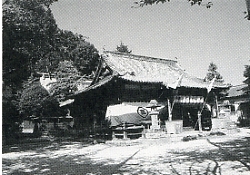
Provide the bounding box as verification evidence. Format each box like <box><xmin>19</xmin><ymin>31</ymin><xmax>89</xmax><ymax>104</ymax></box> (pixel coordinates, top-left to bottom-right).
<box><xmin>168</xmin><ymin>99</ymin><xmax>172</xmax><ymax>122</ymax></box>
<box><xmin>112</xmin><ymin>130</ymin><xmax>116</xmax><ymax>139</ymax></box>
<box><xmin>198</xmin><ymin>111</ymin><xmax>202</xmax><ymax>133</ymax></box>
<box><xmin>142</xmin><ymin>126</ymin><xmax>146</xmax><ymax>138</ymax></box>
<box><xmin>93</xmin><ymin>115</ymin><xmax>96</xmax><ymax>137</ymax></box>
<box><xmin>215</xmin><ymin>95</ymin><xmax>219</xmax><ymax>118</ymax></box>
<box><xmin>123</xmin><ymin>123</ymin><xmax>127</xmax><ymax>139</ymax></box>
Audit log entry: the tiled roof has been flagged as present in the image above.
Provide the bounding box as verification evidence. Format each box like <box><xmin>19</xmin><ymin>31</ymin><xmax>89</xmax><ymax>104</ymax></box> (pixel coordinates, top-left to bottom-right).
<box><xmin>226</xmin><ymin>84</ymin><xmax>248</xmax><ymax>97</ymax></box>
<box><xmin>73</xmin><ymin>74</ymin><xmax>115</xmax><ymax>95</ymax></box>
<box><xmin>102</xmin><ymin>51</ymin><xmax>227</xmax><ymax>89</ymax></box>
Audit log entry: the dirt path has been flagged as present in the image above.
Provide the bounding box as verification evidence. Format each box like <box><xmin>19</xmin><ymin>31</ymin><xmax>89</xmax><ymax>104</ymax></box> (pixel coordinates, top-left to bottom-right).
<box><xmin>2</xmin><ymin>130</ymin><xmax>250</xmax><ymax>175</ymax></box>
<box><xmin>207</xmin><ymin>137</ymin><xmax>250</xmax><ymax>172</ymax></box>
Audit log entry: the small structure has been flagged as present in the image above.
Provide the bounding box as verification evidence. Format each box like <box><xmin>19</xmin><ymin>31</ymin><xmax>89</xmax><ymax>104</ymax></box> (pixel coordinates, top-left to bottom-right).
<box><xmin>39</xmin><ymin>73</ymin><xmax>57</xmax><ymax>91</ymax></box>
<box><xmin>22</xmin><ymin>119</ymin><xmax>36</xmax><ymax>134</ymax></box>
<box><xmin>219</xmin><ymin>84</ymin><xmax>250</xmax><ymax>127</ymax></box>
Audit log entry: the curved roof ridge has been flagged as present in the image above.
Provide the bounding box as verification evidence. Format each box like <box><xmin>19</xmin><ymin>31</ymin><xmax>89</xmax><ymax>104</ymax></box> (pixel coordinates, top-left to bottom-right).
<box><xmin>230</xmin><ymin>84</ymin><xmax>247</xmax><ymax>88</ymax></box>
<box><xmin>103</xmin><ymin>51</ymin><xmax>177</xmax><ymax>63</ymax></box>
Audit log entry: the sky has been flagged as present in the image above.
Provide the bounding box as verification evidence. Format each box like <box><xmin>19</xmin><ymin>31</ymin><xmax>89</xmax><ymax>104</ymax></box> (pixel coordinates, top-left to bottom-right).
<box><xmin>50</xmin><ymin>0</ymin><xmax>250</xmax><ymax>85</ymax></box>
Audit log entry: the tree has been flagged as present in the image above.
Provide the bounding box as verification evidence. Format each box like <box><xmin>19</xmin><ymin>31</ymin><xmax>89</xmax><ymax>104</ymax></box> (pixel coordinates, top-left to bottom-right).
<box><xmin>2</xmin><ymin>84</ymin><xmax>20</xmax><ymax>138</ymax></box>
<box><xmin>35</xmin><ymin>29</ymin><xmax>100</xmax><ymax>77</ymax></box>
<box><xmin>3</xmin><ymin>0</ymin><xmax>100</xmax><ymax>116</ymax></box>
<box><xmin>54</xmin><ymin>30</ymin><xmax>100</xmax><ymax>76</ymax></box>
<box><xmin>204</xmin><ymin>62</ymin><xmax>224</xmax><ymax>83</ymax></box>
<box><xmin>204</xmin><ymin>62</ymin><xmax>227</xmax><ymax>108</ymax></box>
<box><xmin>2</xmin><ymin>0</ymin><xmax>58</xmax><ymax>116</ymax></box>
<box><xmin>2</xmin><ymin>0</ymin><xmax>58</xmax><ymax>138</ymax></box>
<box><xmin>246</xmin><ymin>0</ymin><xmax>250</xmax><ymax>20</ymax></box>
<box><xmin>3</xmin><ymin>1</ymin><xmax>100</xmax><ymax>78</ymax></box>
<box><xmin>116</xmin><ymin>42</ymin><xmax>132</xmax><ymax>53</ymax></box>
<box><xmin>2</xmin><ymin>0</ymin><xmax>101</xmax><ymax>139</ymax></box>
<box><xmin>3</xmin><ymin>0</ymin><xmax>58</xmax><ymax>83</ymax></box>
<box><xmin>18</xmin><ymin>77</ymin><xmax>60</xmax><ymax>118</ymax></box>
<box><xmin>133</xmin><ymin>0</ymin><xmax>249</xmax><ymax>20</ymax></box>
<box><xmin>133</xmin><ymin>0</ymin><xmax>213</xmax><ymax>8</ymax></box>
<box><xmin>204</xmin><ymin>63</ymin><xmax>227</xmax><ymax>124</ymax></box>
<box><xmin>243</xmin><ymin>64</ymin><xmax>250</xmax><ymax>95</ymax></box>
<box><xmin>49</xmin><ymin>60</ymin><xmax>81</xmax><ymax>101</ymax></box>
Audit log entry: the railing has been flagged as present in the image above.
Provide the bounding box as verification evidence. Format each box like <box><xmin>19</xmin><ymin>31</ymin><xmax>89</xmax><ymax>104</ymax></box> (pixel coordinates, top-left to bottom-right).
<box><xmin>112</xmin><ymin>124</ymin><xmax>145</xmax><ymax>139</ymax></box>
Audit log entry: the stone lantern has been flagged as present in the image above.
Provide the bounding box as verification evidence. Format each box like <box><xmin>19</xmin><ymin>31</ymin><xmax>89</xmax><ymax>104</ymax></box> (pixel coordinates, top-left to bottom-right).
<box><xmin>146</xmin><ymin>99</ymin><xmax>161</xmax><ymax>130</ymax></box>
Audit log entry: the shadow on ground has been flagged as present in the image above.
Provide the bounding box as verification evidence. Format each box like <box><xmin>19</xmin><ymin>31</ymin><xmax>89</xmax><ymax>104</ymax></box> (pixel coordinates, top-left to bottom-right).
<box><xmin>2</xmin><ymin>136</ymin><xmax>250</xmax><ymax>175</ymax></box>
<box><xmin>117</xmin><ymin>137</ymin><xmax>250</xmax><ymax>175</ymax></box>
<box><xmin>2</xmin><ymin>142</ymin><xmax>139</xmax><ymax>175</ymax></box>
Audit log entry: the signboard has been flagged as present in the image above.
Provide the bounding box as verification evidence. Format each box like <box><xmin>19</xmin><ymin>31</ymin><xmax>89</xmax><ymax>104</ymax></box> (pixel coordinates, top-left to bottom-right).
<box><xmin>174</xmin><ymin>96</ymin><xmax>204</xmax><ymax>104</ymax></box>
<box><xmin>137</xmin><ymin>107</ymin><xmax>149</xmax><ymax>118</ymax></box>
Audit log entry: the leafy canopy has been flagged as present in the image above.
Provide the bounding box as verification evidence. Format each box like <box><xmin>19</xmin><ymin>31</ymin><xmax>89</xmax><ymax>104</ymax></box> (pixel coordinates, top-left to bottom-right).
<box><xmin>2</xmin><ymin>0</ymin><xmax>60</xmax><ymax>125</ymax></box>
<box><xmin>243</xmin><ymin>63</ymin><xmax>250</xmax><ymax>95</ymax></box>
<box><xmin>205</xmin><ymin>62</ymin><xmax>224</xmax><ymax>83</ymax></box>
<box><xmin>54</xmin><ymin>30</ymin><xmax>99</xmax><ymax>76</ymax></box>
<box><xmin>49</xmin><ymin>60</ymin><xmax>81</xmax><ymax>102</ymax></box>
<box><xmin>116</xmin><ymin>42</ymin><xmax>132</xmax><ymax>53</ymax></box>
<box><xmin>3</xmin><ymin>0</ymin><xmax>100</xmax><ymax>122</ymax></box>
<box><xmin>133</xmin><ymin>0</ymin><xmax>213</xmax><ymax>8</ymax></box>
<box><xmin>132</xmin><ymin>0</ymin><xmax>249</xmax><ymax>19</ymax></box>
<box><xmin>18</xmin><ymin>77</ymin><xmax>60</xmax><ymax>118</ymax></box>
<box><xmin>3</xmin><ymin>0</ymin><xmax>58</xmax><ymax>88</ymax></box>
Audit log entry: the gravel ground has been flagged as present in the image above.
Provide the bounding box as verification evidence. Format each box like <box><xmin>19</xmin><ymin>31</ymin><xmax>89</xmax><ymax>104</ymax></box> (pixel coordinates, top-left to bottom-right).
<box><xmin>2</xmin><ymin>128</ymin><xmax>250</xmax><ymax>175</ymax></box>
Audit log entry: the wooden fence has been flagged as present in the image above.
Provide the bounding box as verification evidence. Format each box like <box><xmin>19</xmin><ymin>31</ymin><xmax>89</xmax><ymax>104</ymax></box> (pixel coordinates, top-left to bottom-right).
<box><xmin>112</xmin><ymin>124</ymin><xmax>145</xmax><ymax>139</ymax></box>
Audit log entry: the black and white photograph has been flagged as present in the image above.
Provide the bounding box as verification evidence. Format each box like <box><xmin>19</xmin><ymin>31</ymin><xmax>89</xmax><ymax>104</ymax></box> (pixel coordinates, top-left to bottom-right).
<box><xmin>2</xmin><ymin>0</ymin><xmax>250</xmax><ymax>174</ymax></box>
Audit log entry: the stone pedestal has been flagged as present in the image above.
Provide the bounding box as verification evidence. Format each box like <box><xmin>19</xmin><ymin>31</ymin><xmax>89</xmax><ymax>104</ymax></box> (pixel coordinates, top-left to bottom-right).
<box><xmin>150</xmin><ymin>111</ymin><xmax>160</xmax><ymax>130</ymax></box>
<box><xmin>151</xmin><ymin>114</ymin><xmax>160</xmax><ymax>130</ymax></box>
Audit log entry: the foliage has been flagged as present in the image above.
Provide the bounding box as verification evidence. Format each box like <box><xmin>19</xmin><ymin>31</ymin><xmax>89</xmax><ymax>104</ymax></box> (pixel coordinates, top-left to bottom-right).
<box><xmin>238</xmin><ymin>102</ymin><xmax>250</xmax><ymax>126</ymax></box>
<box><xmin>18</xmin><ymin>77</ymin><xmax>60</xmax><ymax>118</ymax></box>
<box><xmin>2</xmin><ymin>0</ymin><xmax>60</xmax><ymax>136</ymax></box>
<box><xmin>49</xmin><ymin>60</ymin><xmax>81</xmax><ymax>101</ymax></box>
<box><xmin>54</xmin><ymin>30</ymin><xmax>100</xmax><ymax>75</ymax></box>
<box><xmin>34</xmin><ymin>29</ymin><xmax>99</xmax><ymax>77</ymax></box>
<box><xmin>3</xmin><ymin>0</ymin><xmax>58</xmax><ymax>85</ymax></box>
<box><xmin>243</xmin><ymin>64</ymin><xmax>250</xmax><ymax>95</ymax></box>
<box><xmin>2</xmin><ymin>84</ymin><xmax>20</xmax><ymax>125</ymax></box>
<box><xmin>133</xmin><ymin>0</ymin><xmax>213</xmax><ymax>8</ymax></box>
<box><xmin>246</xmin><ymin>0</ymin><xmax>250</xmax><ymax>20</ymax></box>
<box><xmin>204</xmin><ymin>62</ymin><xmax>224</xmax><ymax>83</ymax></box>
<box><xmin>205</xmin><ymin>62</ymin><xmax>227</xmax><ymax>104</ymax></box>
<box><xmin>2</xmin><ymin>0</ymin><xmax>99</xmax><ymax>87</ymax></box>
<box><xmin>3</xmin><ymin>0</ymin><xmax>100</xmax><ymax>122</ymax></box>
<box><xmin>116</xmin><ymin>42</ymin><xmax>132</xmax><ymax>53</ymax></box>
<box><xmin>133</xmin><ymin>0</ymin><xmax>249</xmax><ymax>20</ymax></box>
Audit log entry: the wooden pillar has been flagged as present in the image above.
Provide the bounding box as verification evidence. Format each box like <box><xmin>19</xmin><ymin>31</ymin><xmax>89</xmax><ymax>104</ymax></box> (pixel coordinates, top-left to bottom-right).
<box><xmin>168</xmin><ymin>99</ymin><xmax>172</xmax><ymax>121</ymax></box>
<box><xmin>215</xmin><ymin>95</ymin><xmax>219</xmax><ymax>118</ymax></box>
<box><xmin>123</xmin><ymin>123</ymin><xmax>127</xmax><ymax>139</ymax></box>
<box><xmin>198</xmin><ymin>111</ymin><xmax>202</xmax><ymax>133</ymax></box>
<box><xmin>93</xmin><ymin>115</ymin><xmax>97</xmax><ymax>136</ymax></box>
<box><xmin>142</xmin><ymin>126</ymin><xmax>146</xmax><ymax>138</ymax></box>
<box><xmin>112</xmin><ymin>131</ymin><xmax>116</xmax><ymax>139</ymax></box>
